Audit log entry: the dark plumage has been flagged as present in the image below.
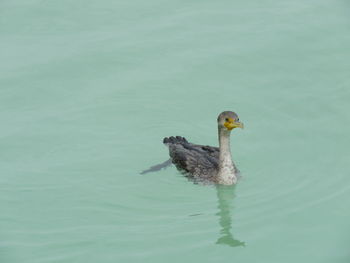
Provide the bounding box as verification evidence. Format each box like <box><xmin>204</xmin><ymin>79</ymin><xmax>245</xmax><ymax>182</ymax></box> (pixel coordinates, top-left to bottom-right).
<box><xmin>162</xmin><ymin>111</ymin><xmax>243</xmax><ymax>185</ymax></box>
<box><xmin>163</xmin><ymin>136</ymin><xmax>221</xmax><ymax>182</ymax></box>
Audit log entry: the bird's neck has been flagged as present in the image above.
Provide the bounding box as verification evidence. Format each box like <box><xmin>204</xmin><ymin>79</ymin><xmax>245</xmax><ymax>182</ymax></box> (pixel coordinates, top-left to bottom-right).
<box><xmin>217</xmin><ymin>128</ymin><xmax>237</xmax><ymax>185</ymax></box>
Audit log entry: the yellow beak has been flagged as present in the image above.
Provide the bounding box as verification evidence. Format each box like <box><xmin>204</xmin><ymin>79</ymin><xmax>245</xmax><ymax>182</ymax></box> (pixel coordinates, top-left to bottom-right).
<box><xmin>224</xmin><ymin>118</ymin><xmax>244</xmax><ymax>130</ymax></box>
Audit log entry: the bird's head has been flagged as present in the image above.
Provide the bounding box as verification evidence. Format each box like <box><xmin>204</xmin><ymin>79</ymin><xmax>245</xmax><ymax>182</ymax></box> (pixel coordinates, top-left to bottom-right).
<box><xmin>217</xmin><ymin>111</ymin><xmax>244</xmax><ymax>131</ymax></box>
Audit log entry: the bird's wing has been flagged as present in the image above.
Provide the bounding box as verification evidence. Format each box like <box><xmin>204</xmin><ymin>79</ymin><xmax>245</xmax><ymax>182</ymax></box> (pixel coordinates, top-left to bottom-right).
<box><xmin>163</xmin><ymin>136</ymin><xmax>219</xmax><ymax>179</ymax></box>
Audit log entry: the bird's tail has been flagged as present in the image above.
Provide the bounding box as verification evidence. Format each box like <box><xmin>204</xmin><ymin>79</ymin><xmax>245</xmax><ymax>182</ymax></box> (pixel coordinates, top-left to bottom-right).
<box><xmin>140</xmin><ymin>136</ymin><xmax>188</xmax><ymax>175</ymax></box>
<box><xmin>140</xmin><ymin>159</ymin><xmax>173</xmax><ymax>175</ymax></box>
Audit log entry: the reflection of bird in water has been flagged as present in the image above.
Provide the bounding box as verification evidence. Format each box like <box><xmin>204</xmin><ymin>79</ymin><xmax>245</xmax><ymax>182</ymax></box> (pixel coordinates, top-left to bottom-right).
<box><xmin>216</xmin><ymin>185</ymin><xmax>245</xmax><ymax>247</ymax></box>
<box><xmin>163</xmin><ymin>111</ymin><xmax>243</xmax><ymax>185</ymax></box>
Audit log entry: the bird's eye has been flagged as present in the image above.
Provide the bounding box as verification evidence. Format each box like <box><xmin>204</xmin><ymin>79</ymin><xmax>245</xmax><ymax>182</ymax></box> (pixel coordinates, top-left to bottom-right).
<box><xmin>237</xmin><ymin>118</ymin><xmax>239</xmax><ymax>122</ymax></box>
<box><xmin>225</xmin><ymin>118</ymin><xmax>229</xmax><ymax>122</ymax></box>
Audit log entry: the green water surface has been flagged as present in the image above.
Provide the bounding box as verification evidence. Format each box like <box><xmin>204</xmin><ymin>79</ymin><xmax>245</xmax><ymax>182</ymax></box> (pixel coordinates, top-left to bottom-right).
<box><xmin>1</xmin><ymin>0</ymin><xmax>350</xmax><ymax>262</ymax></box>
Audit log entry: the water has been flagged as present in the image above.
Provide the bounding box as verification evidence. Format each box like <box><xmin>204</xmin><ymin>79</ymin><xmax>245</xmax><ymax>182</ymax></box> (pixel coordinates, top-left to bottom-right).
<box><xmin>1</xmin><ymin>0</ymin><xmax>350</xmax><ymax>262</ymax></box>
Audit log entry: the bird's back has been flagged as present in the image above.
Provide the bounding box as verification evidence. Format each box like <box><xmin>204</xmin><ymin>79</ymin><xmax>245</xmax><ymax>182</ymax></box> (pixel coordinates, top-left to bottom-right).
<box><xmin>163</xmin><ymin>136</ymin><xmax>220</xmax><ymax>182</ymax></box>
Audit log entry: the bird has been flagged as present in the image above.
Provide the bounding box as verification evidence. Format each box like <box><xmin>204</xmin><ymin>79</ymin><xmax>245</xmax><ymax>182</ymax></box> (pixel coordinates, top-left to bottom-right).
<box><xmin>163</xmin><ymin>111</ymin><xmax>243</xmax><ymax>185</ymax></box>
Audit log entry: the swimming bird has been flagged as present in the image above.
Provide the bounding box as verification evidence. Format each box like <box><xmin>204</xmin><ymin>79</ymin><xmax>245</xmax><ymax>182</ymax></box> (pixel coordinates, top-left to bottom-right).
<box><xmin>163</xmin><ymin>111</ymin><xmax>243</xmax><ymax>185</ymax></box>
